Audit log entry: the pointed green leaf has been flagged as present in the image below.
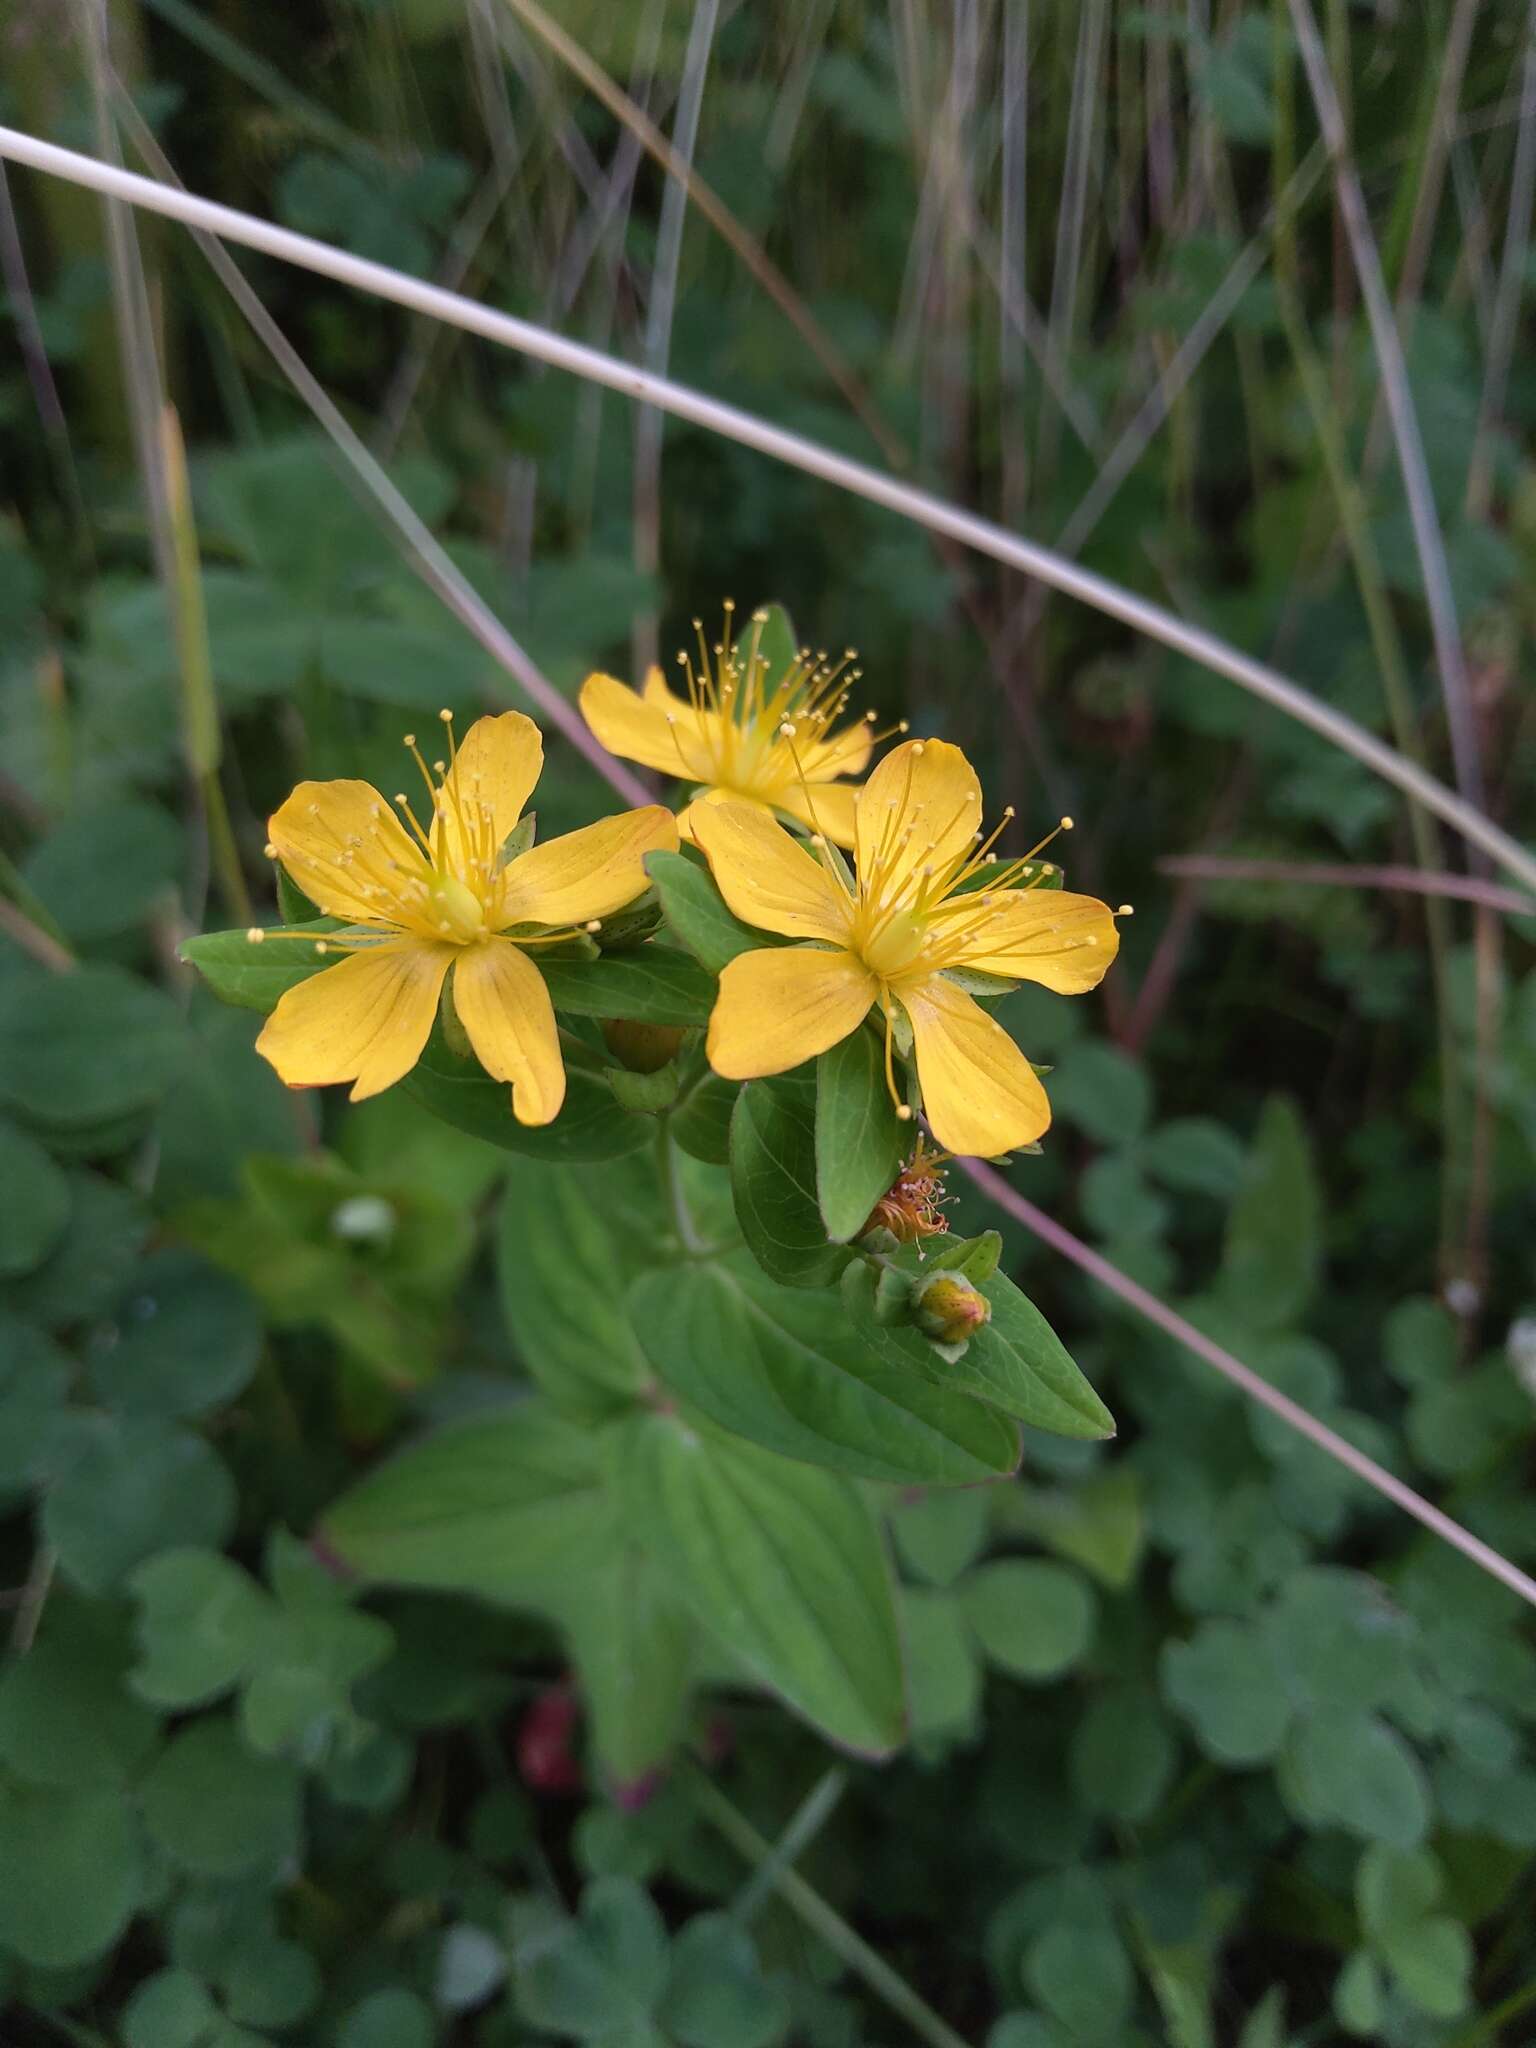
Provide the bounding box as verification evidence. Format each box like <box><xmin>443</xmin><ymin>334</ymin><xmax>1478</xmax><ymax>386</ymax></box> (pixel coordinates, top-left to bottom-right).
<box><xmin>405</xmin><ymin>1031</ymin><xmax>650</xmax><ymax>1162</ymax></box>
<box><xmin>320</xmin><ymin>1401</ymin><xmax>615</xmax><ymax>1605</ymax></box>
<box><xmin>621</xmin><ymin>1411</ymin><xmax>906</xmax><ymax>1755</ymax></box>
<box><xmin>841</xmin><ymin>1261</ymin><xmax>1114</xmax><ymax>1438</ymax></box>
<box><xmin>629</xmin><ymin>1260</ymin><xmax>1019</xmax><ymax>1484</ymax></box>
<box><xmin>539</xmin><ymin>946</ymin><xmax>714</xmax><ymax>1027</ymax></box>
<box><xmin>815</xmin><ymin>1028</ymin><xmax>907</xmax><ymax>1242</ymax></box>
<box><xmin>731</xmin><ymin>1080</ymin><xmax>850</xmax><ymax>1288</ymax></box>
<box><xmin>180</xmin><ymin>923</ymin><xmax>334</xmax><ymax>1013</ymax></box>
<box><xmin>646</xmin><ymin>850</ymin><xmax>777</xmax><ymax>973</ymax></box>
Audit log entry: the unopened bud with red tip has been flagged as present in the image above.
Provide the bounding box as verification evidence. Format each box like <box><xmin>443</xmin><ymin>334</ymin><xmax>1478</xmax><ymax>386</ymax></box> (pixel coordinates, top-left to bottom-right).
<box><xmin>913</xmin><ymin>1271</ymin><xmax>991</xmax><ymax>1349</ymax></box>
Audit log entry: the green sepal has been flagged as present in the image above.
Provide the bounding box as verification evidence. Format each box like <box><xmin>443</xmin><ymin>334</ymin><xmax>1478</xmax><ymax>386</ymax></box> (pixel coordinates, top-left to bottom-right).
<box><xmin>950</xmin><ymin>858</ymin><xmax>1065</xmax><ymax>895</ymax></box>
<box><xmin>604</xmin><ymin>1063</ymin><xmax>680</xmax><ymax>1113</ymax></box>
<box><xmin>276</xmin><ymin>865</ymin><xmax>320</xmax><ymax>924</ymax></box>
<box><xmin>928</xmin><ymin>1229</ymin><xmax>1003</xmax><ymax>1283</ymax></box>
<box><xmin>498</xmin><ymin>812</ymin><xmax>537</xmax><ymax>868</ymax></box>
<box><xmin>591</xmin><ymin>884</ymin><xmax>666</xmax><ymax>951</ymax></box>
<box><xmin>873</xmin><ymin>1264</ymin><xmax>916</xmax><ymax>1325</ymax></box>
<box><xmin>646</xmin><ymin>849</ymin><xmax>781</xmax><ymax>973</ymax></box>
<box><xmin>942</xmin><ymin>966</ymin><xmax>1021</xmax><ymax>1000</ymax></box>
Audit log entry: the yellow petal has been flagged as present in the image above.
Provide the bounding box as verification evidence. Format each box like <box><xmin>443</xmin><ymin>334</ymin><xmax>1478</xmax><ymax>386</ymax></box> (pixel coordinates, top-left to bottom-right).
<box><xmin>451</xmin><ymin>938</ymin><xmax>565</xmax><ymax>1125</ymax></box>
<box><xmin>267</xmin><ymin>779</ymin><xmax>422</xmax><ymax>925</ymax></box>
<box><xmin>774</xmin><ymin>776</ymin><xmax>860</xmax><ymax>848</ymax></box>
<box><xmin>690</xmin><ymin>801</ymin><xmax>853</xmax><ymax>943</ymax></box>
<box><xmin>707</xmin><ymin>945</ymin><xmax>877</xmax><ymax>1079</ymax></box>
<box><xmin>498</xmin><ymin>805</ymin><xmax>679</xmax><ymax>927</ymax></box>
<box><xmin>900</xmin><ymin>972</ymin><xmax>1051</xmax><ymax>1157</ymax></box>
<box><xmin>677</xmin><ymin>784</ymin><xmax>776</xmax><ymax>846</ymax></box>
<box><xmin>641</xmin><ymin>665</ymin><xmax>674</xmax><ymax>708</ymax></box>
<box><xmin>433</xmin><ymin>710</ymin><xmax>543</xmax><ymax>874</ymax></box>
<box><xmin>255</xmin><ymin>939</ymin><xmax>452</xmax><ymax>1102</ymax></box>
<box><xmin>955</xmin><ymin>889</ymin><xmax>1121</xmax><ymax>991</ymax></box>
<box><xmin>854</xmin><ymin>738</ymin><xmax>982</xmax><ymax>900</ymax></box>
<box><xmin>799</xmin><ymin>717</ymin><xmax>874</xmax><ymax>782</ymax></box>
<box><xmin>579</xmin><ymin>671</ymin><xmax>717</xmax><ymax>781</ymax></box>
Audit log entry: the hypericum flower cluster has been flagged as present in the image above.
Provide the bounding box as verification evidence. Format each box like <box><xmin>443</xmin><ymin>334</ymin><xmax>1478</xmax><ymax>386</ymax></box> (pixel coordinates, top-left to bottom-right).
<box><xmin>692</xmin><ymin>737</ymin><xmax>1125</xmax><ymax>1159</ymax></box>
<box><xmin>248</xmin><ymin>709</ymin><xmax>675</xmax><ymax>1122</ymax></box>
<box><xmin>580</xmin><ymin>600</ymin><xmax>897</xmax><ymax>846</ymax></box>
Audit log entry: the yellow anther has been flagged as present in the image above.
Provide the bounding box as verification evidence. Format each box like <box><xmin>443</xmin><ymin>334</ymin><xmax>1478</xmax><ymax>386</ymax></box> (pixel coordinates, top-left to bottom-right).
<box><xmin>246</xmin><ymin>927</ymin><xmax>264</xmax><ymax>944</ymax></box>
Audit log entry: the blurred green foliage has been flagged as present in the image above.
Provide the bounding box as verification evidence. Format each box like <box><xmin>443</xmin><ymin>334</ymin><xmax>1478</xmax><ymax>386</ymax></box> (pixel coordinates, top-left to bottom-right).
<box><xmin>2</xmin><ymin>0</ymin><xmax>1536</xmax><ymax>2043</ymax></box>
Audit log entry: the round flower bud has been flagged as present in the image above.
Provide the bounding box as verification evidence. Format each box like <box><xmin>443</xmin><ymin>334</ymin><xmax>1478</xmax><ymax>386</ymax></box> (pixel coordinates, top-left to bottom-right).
<box><xmin>601</xmin><ymin>1018</ymin><xmax>685</xmax><ymax>1074</ymax></box>
<box><xmin>913</xmin><ymin>1271</ymin><xmax>992</xmax><ymax>1348</ymax></box>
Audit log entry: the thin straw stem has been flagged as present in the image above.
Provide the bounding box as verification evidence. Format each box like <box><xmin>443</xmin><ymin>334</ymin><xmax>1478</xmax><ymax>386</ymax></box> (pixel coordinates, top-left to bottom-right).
<box><xmin>1158</xmin><ymin>854</ymin><xmax>1536</xmax><ymax>917</ymax></box>
<box><xmin>104</xmin><ymin>101</ymin><xmax>652</xmax><ymax>810</ymax></box>
<box><xmin>961</xmin><ymin>1160</ymin><xmax>1536</xmax><ymax>1613</ymax></box>
<box><xmin>3</xmin><ymin>126</ymin><xmax>1531</xmax><ymax>898</ymax></box>
<box><xmin>1288</xmin><ymin>0</ymin><xmax>1485</xmax><ymax>820</ymax></box>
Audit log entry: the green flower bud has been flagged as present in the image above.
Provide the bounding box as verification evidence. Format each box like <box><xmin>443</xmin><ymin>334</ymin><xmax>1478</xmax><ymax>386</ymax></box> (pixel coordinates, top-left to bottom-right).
<box><xmin>601</xmin><ymin>1018</ymin><xmax>686</xmax><ymax>1074</ymax></box>
<box><xmin>913</xmin><ymin>1271</ymin><xmax>991</xmax><ymax>1348</ymax></box>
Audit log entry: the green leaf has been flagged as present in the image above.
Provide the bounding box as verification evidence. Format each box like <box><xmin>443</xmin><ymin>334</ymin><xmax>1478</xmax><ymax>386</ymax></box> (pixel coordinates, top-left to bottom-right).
<box><xmin>1380</xmin><ymin>1914</ymin><xmax>1472</xmax><ymax>2018</ymax></box>
<box><xmin>0</xmin><ymin>1602</ymin><xmax>158</xmax><ymax>1789</ymax></box>
<box><xmin>731</xmin><ymin>1080</ymin><xmax>851</xmax><ymax>1288</ymax></box>
<box><xmin>1357</xmin><ymin>1844</ymin><xmax>1441</xmax><ymax>1939</ymax></box>
<box><xmin>2</xmin><ymin>1171</ymin><xmax>149</xmax><ymax>1331</ymax></box>
<box><xmin>658</xmin><ymin>1913</ymin><xmax>789</xmax><ymax>2048</ymax></box>
<box><xmin>539</xmin><ymin>946</ymin><xmax>715</xmax><ymax>1026</ymax></box>
<box><xmin>405</xmin><ymin>1031</ymin><xmax>650</xmax><ymax>1161</ymax></box>
<box><xmin>647</xmin><ymin>850</ymin><xmax>774</xmax><ymax>972</ymax></box>
<box><xmin>1004</xmin><ymin>1467</ymin><xmax>1145</xmax><ymax>1589</ymax></box>
<box><xmin>622</xmin><ymin>1411</ymin><xmax>905</xmax><ymax>1755</ymax></box>
<box><xmin>901</xmin><ymin>1587</ymin><xmax>982</xmax><ymax>1744</ymax></box>
<box><xmin>0</xmin><ymin>1313</ymin><xmax>70</xmax><ymax>1490</ymax></box>
<box><xmin>1263</xmin><ymin>1568</ymin><xmax>1415</xmax><ymax>1715</ymax></box>
<box><xmin>122</xmin><ymin>1968</ymin><xmax>222</xmax><ymax>2048</ymax></box>
<box><xmin>497</xmin><ymin>1153</ymin><xmax>656</xmax><ymax>1417</ymax></box>
<box><xmin>1161</xmin><ymin>1619</ymin><xmax>1293</xmax><ymax>1764</ymax></box>
<box><xmin>222</xmin><ymin>1935</ymin><xmax>321</xmax><ymax>2026</ymax></box>
<box><xmin>1333</xmin><ymin>1951</ymin><xmax>1384</xmax><ymax>2037</ymax></box>
<box><xmin>815</xmin><ymin>1028</ymin><xmax>906</xmax><ymax>1242</ymax></box>
<box><xmin>1047</xmin><ymin>1041</ymin><xmax>1152</xmax><ymax>1145</ymax></box>
<box><xmin>130</xmin><ymin>1549</ymin><xmax>275</xmax><ymax>1710</ymax></box>
<box><xmin>1218</xmin><ymin>1096</ymin><xmax>1321</xmax><ymax>1331</ymax></box>
<box><xmin>553</xmin><ymin>1545</ymin><xmax>696</xmax><ymax>1787</ymax></box>
<box><xmin>180</xmin><ymin>924</ymin><xmax>332</xmax><ymax>1014</ymax></box>
<box><xmin>841</xmin><ymin>1261</ymin><xmax>1115</xmax><ymax>1439</ymax></box>
<box><xmin>0</xmin><ymin>965</ymin><xmax>184</xmax><ymax>1132</ymax></box>
<box><xmin>0</xmin><ymin>1121</ymin><xmax>70</xmax><ymax>1279</ymax></box>
<box><xmin>320</xmin><ymin>1401</ymin><xmax>615</xmax><ymax>1607</ymax></box>
<box><xmin>89</xmin><ymin>1250</ymin><xmax>263</xmax><ymax>1421</ymax></box>
<box><xmin>670</xmin><ymin>1070</ymin><xmax>739</xmax><ymax>1164</ymax></box>
<box><xmin>44</xmin><ymin>1417</ymin><xmax>236</xmax><ymax>1594</ymax></box>
<box><xmin>514</xmin><ymin>1878</ymin><xmax>669</xmax><ymax>2036</ymax></box>
<box><xmin>1024</xmin><ymin>1924</ymin><xmax>1134</xmax><ymax>2038</ymax></box>
<box><xmin>1284</xmin><ymin>1710</ymin><xmax>1430</xmax><ymax>1847</ymax></box>
<box><xmin>1069</xmin><ymin>1684</ymin><xmax>1176</xmax><ymax>1820</ymax></box>
<box><xmin>629</xmin><ymin>1260</ymin><xmax>1019</xmax><ymax>1484</ymax></box>
<box><xmin>1142</xmin><ymin>1117</ymin><xmax>1246</xmax><ymax>1197</ymax></box>
<box><xmin>22</xmin><ymin>799</ymin><xmax>181</xmax><ymax>942</ymax></box>
<box><xmin>0</xmin><ymin>1779</ymin><xmax>141</xmax><ymax>1967</ymax></box>
<box><xmin>140</xmin><ymin>1717</ymin><xmax>303</xmax><ymax>1878</ymax></box>
<box><xmin>960</xmin><ymin>1560</ymin><xmax>1097</xmax><ymax>1680</ymax></box>
<box><xmin>890</xmin><ymin>1488</ymin><xmax>990</xmax><ymax>1587</ymax></box>
<box><xmin>337</xmin><ymin>1989</ymin><xmax>437</xmax><ymax>2048</ymax></box>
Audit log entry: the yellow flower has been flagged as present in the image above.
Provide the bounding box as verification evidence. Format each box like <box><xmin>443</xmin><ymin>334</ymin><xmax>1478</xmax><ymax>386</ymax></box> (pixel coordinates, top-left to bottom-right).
<box><xmin>579</xmin><ymin>601</ymin><xmax>895</xmax><ymax>847</ymax></box>
<box><xmin>249</xmin><ymin>710</ymin><xmax>677</xmax><ymax>1123</ymax></box>
<box><xmin>691</xmin><ymin>738</ymin><xmax>1123</xmax><ymax>1159</ymax></box>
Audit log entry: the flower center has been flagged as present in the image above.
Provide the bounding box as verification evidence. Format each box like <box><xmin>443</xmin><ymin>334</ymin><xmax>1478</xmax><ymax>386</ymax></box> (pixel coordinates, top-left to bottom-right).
<box><xmin>427</xmin><ymin>872</ymin><xmax>486</xmax><ymax>943</ymax></box>
<box><xmin>861</xmin><ymin>908</ymin><xmax>928</xmax><ymax>979</ymax></box>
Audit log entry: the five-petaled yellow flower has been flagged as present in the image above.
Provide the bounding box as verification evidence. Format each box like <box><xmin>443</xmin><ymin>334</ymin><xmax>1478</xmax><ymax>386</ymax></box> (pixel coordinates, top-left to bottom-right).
<box><xmin>692</xmin><ymin>738</ymin><xmax>1123</xmax><ymax>1159</ymax></box>
<box><xmin>250</xmin><ymin>710</ymin><xmax>677</xmax><ymax>1123</ymax></box>
<box><xmin>579</xmin><ymin>601</ymin><xmax>893</xmax><ymax>847</ymax></box>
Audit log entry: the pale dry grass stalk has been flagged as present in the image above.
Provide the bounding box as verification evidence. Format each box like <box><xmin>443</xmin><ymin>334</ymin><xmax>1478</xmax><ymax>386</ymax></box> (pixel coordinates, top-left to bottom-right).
<box><xmin>5</xmin><ymin>124</ymin><xmax>1534</xmax><ymax>898</ymax></box>
<box><xmin>108</xmin><ymin>95</ymin><xmax>652</xmax><ymax>810</ymax></box>
<box><xmin>1465</xmin><ymin>0</ymin><xmax>1536</xmax><ymax>519</ymax></box>
<box><xmin>631</xmin><ymin>0</ymin><xmax>720</xmax><ymax>681</ymax></box>
<box><xmin>962</xmin><ymin>1161</ymin><xmax>1536</xmax><ymax>1613</ymax></box>
<box><xmin>1289</xmin><ymin>0</ymin><xmax>1485</xmax><ymax>819</ymax></box>
<box><xmin>1157</xmin><ymin>855</ymin><xmax>1536</xmax><ymax>917</ymax></box>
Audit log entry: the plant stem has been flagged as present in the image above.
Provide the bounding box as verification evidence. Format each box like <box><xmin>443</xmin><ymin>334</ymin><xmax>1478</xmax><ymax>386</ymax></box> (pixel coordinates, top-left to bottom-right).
<box><xmin>686</xmin><ymin>1765</ymin><xmax>975</xmax><ymax>2048</ymax></box>
<box><xmin>655</xmin><ymin>1120</ymin><xmax>704</xmax><ymax>1255</ymax></box>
